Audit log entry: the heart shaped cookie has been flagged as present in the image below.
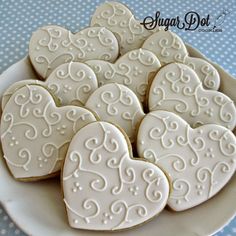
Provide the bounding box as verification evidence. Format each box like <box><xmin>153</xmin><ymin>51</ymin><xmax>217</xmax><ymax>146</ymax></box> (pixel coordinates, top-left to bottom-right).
<box><xmin>91</xmin><ymin>1</ymin><xmax>158</xmax><ymax>55</ymax></box>
<box><xmin>62</xmin><ymin>121</ymin><xmax>169</xmax><ymax>230</ymax></box>
<box><xmin>137</xmin><ymin>110</ymin><xmax>236</xmax><ymax>211</ymax></box>
<box><xmin>29</xmin><ymin>25</ymin><xmax>119</xmax><ymax>79</ymax></box>
<box><xmin>142</xmin><ymin>30</ymin><xmax>220</xmax><ymax>90</ymax></box>
<box><xmin>148</xmin><ymin>63</ymin><xmax>236</xmax><ymax>130</ymax></box>
<box><xmin>1</xmin><ymin>85</ymin><xmax>97</xmax><ymax>180</ymax></box>
<box><xmin>85</xmin><ymin>83</ymin><xmax>145</xmax><ymax>143</ymax></box>
<box><xmin>86</xmin><ymin>48</ymin><xmax>161</xmax><ymax>103</ymax></box>
<box><xmin>1</xmin><ymin>62</ymin><xmax>98</xmax><ymax>109</ymax></box>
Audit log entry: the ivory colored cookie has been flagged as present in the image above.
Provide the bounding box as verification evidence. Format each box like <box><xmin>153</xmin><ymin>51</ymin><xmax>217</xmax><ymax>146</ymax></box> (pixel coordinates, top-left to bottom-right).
<box><xmin>148</xmin><ymin>63</ymin><xmax>236</xmax><ymax>130</ymax></box>
<box><xmin>142</xmin><ymin>30</ymin><xmax>220</xmax><ymax>90</ymax></box>
<box><xmin>137</xmin><ymin>110</ymin><xmax>236</xmax><ymax>211</ymax></box>
<box><xmin>29</xmin><ymin>25</ymin><xmax>119</xmax><ymax>79</ymax></box>
<box><xmin>62</xmin><ymin>121</ymin><xmax>169</xmax><ymax>230</ymax></box>
<box><xmin>2</xmin><ymin>79</ymin><xmax>43</xmax><ymax>109</ymax></box>
<box><xmin>1</xmin><ymin>85</ymin><xmax>97</xmax><ymax>180</ymax></box>
<box><xmin>86</xmin><ymin>48</ymin><xmax>161</xmax><ymax>103</ymax></box>
<box><xmin>85</xmin><ymin>83</ymin><xmax>145</xmax><ymax>143</ymax></box>
<box><xmin>184</xmin><ymin>57</ymin><xmax>220</xmax><ymax>90</ymax></box>
<box><xmin>1</xmin><ymin>62</ymin><xmax>98</xmax><ymax>109</ymax></box>
<box><xmin>91</xmin><ymin>1</ymin><xmax>158</xmax><ymax>55</ymax></box>
<box><xmin>143</xmin><ymin>30</ymin><xmax>188</xmax><ymax>64</ymax></box>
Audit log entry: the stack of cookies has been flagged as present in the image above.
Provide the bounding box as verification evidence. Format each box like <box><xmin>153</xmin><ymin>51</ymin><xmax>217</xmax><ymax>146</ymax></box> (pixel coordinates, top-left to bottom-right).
<box><xmin>1</xmin><ymin>1</ymin><xmax>235</xmax><ymax>231</ymax></box>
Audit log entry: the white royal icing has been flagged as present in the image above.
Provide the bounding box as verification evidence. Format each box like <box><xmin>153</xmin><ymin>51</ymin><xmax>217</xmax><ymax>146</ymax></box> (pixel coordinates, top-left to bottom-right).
<box><xmin>148</xmin><ymin>63</ymin><xmax>236</xmax><ymax>130</ymax></box>
<box><xmin>63</xmin><ymin>121</ymin><xmax>169</xmax><ymax>230</ymax></box>
<box><xmin>137</xmin><ymin>110</ymin><xmax>236</xmax><ymax>211</ymax></box>
<box><xmin>85</xmin><ymin>83</ymin><xmax>145</xmax><ymax>143</ymax></box>
<box><xmin>1</xmin><ymin>85</ymin><xmax>97</xmax><ymax>179</ymax></box>
<box><xmin>142</xmin><ymin>30</ymin><xmax>220</xmax><ymax>90</ymax></box>
<box><xmin>29</xmin><ymin>25</ymin><xmax>119</xmax><ymax>79</ymax></box>
<box><xmin>91</xmin><ymin>1</ymin><xmax>159</xmax><ymax>55</ymax></box>
<box><xmin>86</xmin><ymin>48</ymin><xmax>161</xmax><ymax>103</ymax></box>
<box><xmin>1</xmin><ymin>62</ymin><xmax>98</xmax><ymax>109</ymax></box>
<box><xmin>2</xmin><ymin>79</ymin><xmax>43</xmax><ymax>109</ymax></box>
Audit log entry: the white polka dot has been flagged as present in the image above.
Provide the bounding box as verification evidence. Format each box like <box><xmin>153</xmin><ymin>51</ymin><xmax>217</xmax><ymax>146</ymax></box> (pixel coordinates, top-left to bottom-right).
<box><xmin>0</xmin><ymin>229</ymin><xmax>6</xmax><ymax>235</ymax></box>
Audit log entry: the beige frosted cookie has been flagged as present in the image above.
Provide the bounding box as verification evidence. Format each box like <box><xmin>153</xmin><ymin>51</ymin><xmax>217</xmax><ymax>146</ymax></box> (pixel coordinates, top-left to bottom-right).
<box><xmin>85</xmin><ymin>83</ymin><xmax>145</xmax><ymax>143</ymax></box>
<box><xmin>1</xmin><ymin>85</ymin><xmax>97</xmax><ymax>181</ymax></box>
<box><xmin>62</xmin><ymin>121</ymin><xmax>169</xmax><ymax>230</ymax></box>
<box><xmin>86</xmin><ymin>48</ymin><xmax>161</xmax><ymax>103</ymax></box>
<box><xmin>184</xmin><ymin>57</ymin><xmax>220</xmax><ymax>90</ymax></box>
<box><xmin>137</xmin><ymin>110</ymin><xmax>236</xmax><ymax>211</ymax></box>
<box><xmin>91</xmin><ymin>1</ymin><xmax>158</xmax><ymax>55</ymax></box>
<box><xmin>29</xmin><ymin>25</ymin><xmax>119</xmax><ymax>79</ymax></box>
<box><xmin>1</xmin><ymin>62</ymin><xmax>98</xmax><ymax>109</ymax></box>
<box><xmin>2</xmin><ymin>79</ymin><xmax>43</xmax><ymax>110</ymax></box>
<box><xmin>148</xmin><ymin>63</ymin><xmax>236</xmax><ymax>130</ymax></box>
<box><xmin>142</xmin><ymin>30</ymin><xmax>220</xmax><ymax>90</ymax></box>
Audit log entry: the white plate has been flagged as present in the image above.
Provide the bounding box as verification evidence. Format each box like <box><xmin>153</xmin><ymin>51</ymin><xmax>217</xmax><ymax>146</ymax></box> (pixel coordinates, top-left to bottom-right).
<box><xmin>0</xmin><ymin>46</ymin><xmax>235</xmax><ymax>236</ymax></box>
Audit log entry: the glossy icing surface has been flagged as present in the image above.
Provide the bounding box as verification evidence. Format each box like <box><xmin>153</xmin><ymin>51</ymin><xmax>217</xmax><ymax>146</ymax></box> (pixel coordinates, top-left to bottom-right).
<box><xmin>1</xmin><ymin>85</ymin><xmax>97</xmax><ymax>179</ymax></box>
<box><xmin>29</xmin><ymin>25</ymin><xmax>119</xmax><ymax>79</ymax></box>
<box><xmin>85</xmin><ymin>83</ymin><xmax>145</xmax><ymax>143</ymax></box>
<box><xmin>63</xmin><ymin>121</ymin><xmax>169</xmax><ymax>230</ymax></box>
<box><xmin>1</xmin><ymin>62</ymin><xmax>98</xmax><ymax>109</ymax></box>
<box><xmin>86</xmin><ymin>48</ymin><xmax>161</xmax><ymax>103</ymax></box>
<box><xmin>142</xmin><ymin>30</ymin><xmax>220</xmax><ymax>90</ymax></box>
<box><xmin>137</xmin><ymin>110</ymin><xmax>236</xmax><ymax>211</ymax></box>
<box><xmin>91</xmin><ymin>1</ymin><xmax>158</xmax><ymax>55</ymax></box>
<box><xmin>148</xmin><ymin>63</ymin><xmax>236</xmax><ymax>130</ymax></box>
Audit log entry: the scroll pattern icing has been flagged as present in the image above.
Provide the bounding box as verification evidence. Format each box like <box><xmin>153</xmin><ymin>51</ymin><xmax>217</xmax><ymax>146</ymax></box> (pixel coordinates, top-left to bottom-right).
<box><xmin>137</xmin><ymin>110</ymin><xmax>236</xmax><ymax>211</ymax></box>
<box><xmin>86</xmin><ymin>48</ymin><xmax>161</xmax><ymax>103</ymax></box>
<box><xmin>29</xmin><ymin>25</ymin><xmax>119</xmax><ymax>79</ymax></box>
<box><xmin>142</xmin><ymin>30</ymin><xmax>220</xmax><ymax>90</ymax></box>
<box><xmin>148</xmin><ymin>63</ymin><xmax>236</xmax><ymax>130</ymax></box>
<box><xmin>1</xmin><ymin>62</ymin><xmax>98</xmax><ymax>109</ymax></box>
<box><xmin>63</xmin><ymin>121</ymin><xmax>169</xmax><ymax>230</ymax></box>
<box><xmin>85</xmin><ymin>83</ymin><xmax>145</xmax><ymax>143</ymax></box>
<box><xmin>91</xmin><ymin>1</ymin><xmax>159</xmax><ymax>55</ymax></box>
<box><xmin>0</xmin><ymin>85</ymin><xmax>97</xmax><ymax>179</ymax></box>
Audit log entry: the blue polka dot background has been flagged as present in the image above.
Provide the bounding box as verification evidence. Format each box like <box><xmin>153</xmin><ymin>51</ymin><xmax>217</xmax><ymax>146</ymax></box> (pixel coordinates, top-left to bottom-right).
<box><xmin>0</xmin><ymin>0</ymin><xmax>235</xmax><ymax>235</ymax></box>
